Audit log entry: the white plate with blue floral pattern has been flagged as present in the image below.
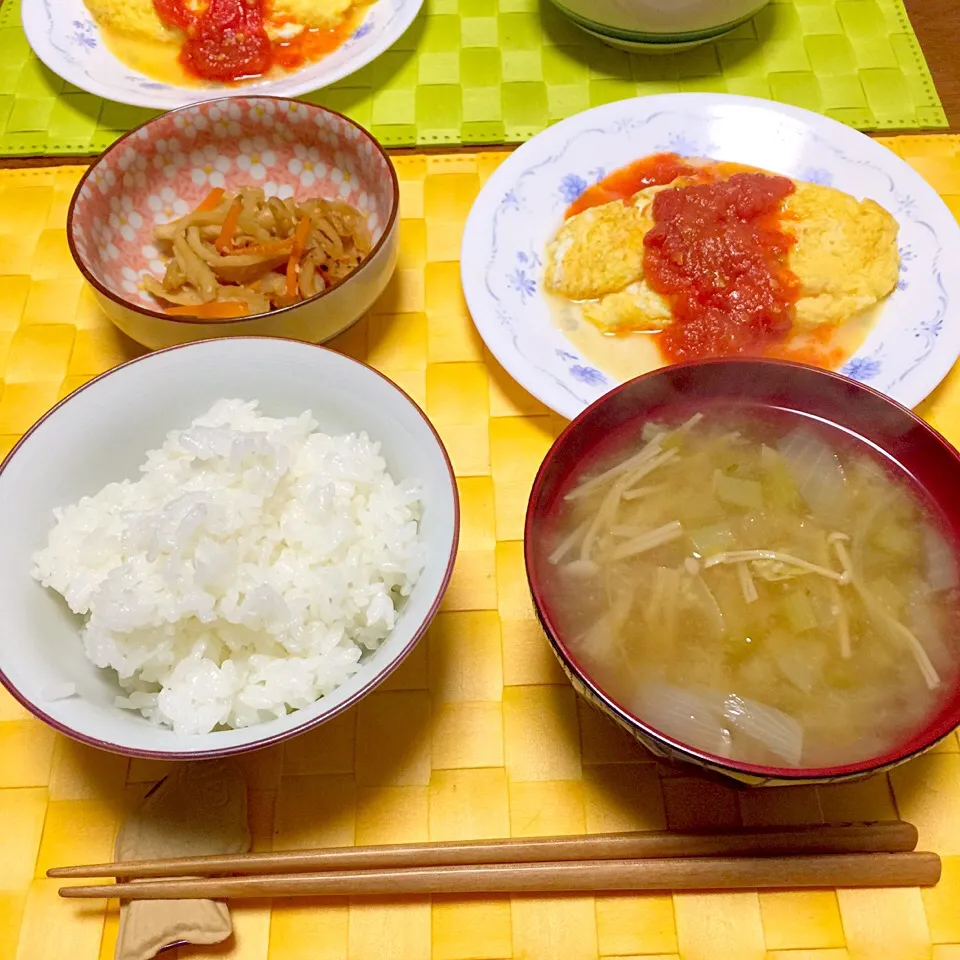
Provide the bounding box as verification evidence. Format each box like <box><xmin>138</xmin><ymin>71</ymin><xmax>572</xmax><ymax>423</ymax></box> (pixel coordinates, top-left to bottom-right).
<box><xmin>22</xmin><ymin>0</ymin><xmax>422</xmax><ymax>109</ymax></box>
<box><xmin>460</xmin><ymin>93</ymin><xmax>960</xmax><ymax>419</ymax></box>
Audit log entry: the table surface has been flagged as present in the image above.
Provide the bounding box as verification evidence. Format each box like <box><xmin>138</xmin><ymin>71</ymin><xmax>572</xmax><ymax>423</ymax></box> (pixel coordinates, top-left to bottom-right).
<box><xmin>0</xmin><ymin>0</ymin><xmax>959</xmax><ymax>955</ymax></box>
<box><xmin>905</xmin><ymin>0</ymin><xmax>960</xmax><ymax>130</ymax></box>
<box><xmin>2</xmin><ymin>139</ymin><xmax>960</xmax><ymax>960</ymax></box>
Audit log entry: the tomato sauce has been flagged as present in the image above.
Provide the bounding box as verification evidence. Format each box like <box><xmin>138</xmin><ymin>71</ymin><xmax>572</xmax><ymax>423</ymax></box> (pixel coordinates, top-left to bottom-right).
<box><xmin>154</xmin><ymin>0</ymin><xmax>271</xmax><ymax>80</ymax></box>
<box><xmin>564</xmin><ymin>153</ymin><xmax>698</xmax><ymax>218</ymax></box>
<box><xmin>768</xmin><ymin>323</ymin><xmax>851</xmax><ymax>369</ymax></box>
<box><xmin>272</xmin><ymin>19</ymin><xmax>355</xmax><ymax>70</ymax></box>
<box><xmin>643</xmin><ymin>173</ymin><xmax>800</xmax><ymax>362</ymax></box>
<box><xmin>152</xmin><ymin>0</ymin><xmax>356</xmax><ymax>82</ymax></box>
<box><xmin>563</xmin><ymin>153</ymin><xmax>804</xmax><ymax>362</ymax></box>
<box><xmin>154</xmin><ymin>0</ymin><xmax>195</xmax><ymax>31</ymax></box>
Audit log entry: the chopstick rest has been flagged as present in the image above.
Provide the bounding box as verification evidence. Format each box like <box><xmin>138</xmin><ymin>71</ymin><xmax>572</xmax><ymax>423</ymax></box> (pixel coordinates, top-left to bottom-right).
<box><xmin>112</xmin><ymin>761</ymin><xmax>250</xmax><ymax>960</ymax></box>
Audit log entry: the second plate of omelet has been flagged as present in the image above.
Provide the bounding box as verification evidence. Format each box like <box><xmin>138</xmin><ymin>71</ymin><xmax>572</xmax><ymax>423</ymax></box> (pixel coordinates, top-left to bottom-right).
<box><xmin>22</xmin><ymin>0</ymin><xmax>423</xmax><ymax>108</ymax></box>
<box><xmin>461</xmin><ymin>93</ymin><xmax>960</xmax><ymax>417</ymax></box>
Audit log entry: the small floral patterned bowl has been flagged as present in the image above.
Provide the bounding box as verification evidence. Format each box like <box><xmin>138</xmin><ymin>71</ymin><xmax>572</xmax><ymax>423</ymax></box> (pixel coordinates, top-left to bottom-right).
<box><xmin>68</xmin><ymin>96</ymin><xmax>399</xmax><ymax>350</ymax></box>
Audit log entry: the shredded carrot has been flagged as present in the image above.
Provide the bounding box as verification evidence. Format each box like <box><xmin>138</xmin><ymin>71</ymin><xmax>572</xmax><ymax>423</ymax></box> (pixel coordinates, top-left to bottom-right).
<box><xmin>285</xmin><ymin>216</ymin><xmax>312</xmax><ymax>299</ymax></box>
<box><xmin>194</xmin><ymin>187</ymin><xmax>225</xmax><ymax>213</ymax></box>
<box><xmin>215</xmin><ymin>197</ymin><xmax>244</xmax><ymax>254</ymax></box>
<box><xmin>227</xmin><ymin>239</ymin><xmax>294</xmax><ymax>257</ymax></box>
<box><xmin>164</xmin><ymin>301</ymin><xmax>250</xmax><ymax>321</ymax></box>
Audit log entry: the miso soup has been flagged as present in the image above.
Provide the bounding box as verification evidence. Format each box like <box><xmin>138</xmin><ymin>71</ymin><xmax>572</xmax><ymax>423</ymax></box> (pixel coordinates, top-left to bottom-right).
<box><xmin>542</xmin><ymin>408</ymin><xmax>960</xmax><ymax>769</ymax></box>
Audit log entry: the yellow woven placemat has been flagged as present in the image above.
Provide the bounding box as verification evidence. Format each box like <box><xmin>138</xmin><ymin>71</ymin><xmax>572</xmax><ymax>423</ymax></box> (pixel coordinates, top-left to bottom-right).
<box><xmin>2</xmin><ymin>140</ymin><xmax>960</xmax><ymax>960</ymax></box>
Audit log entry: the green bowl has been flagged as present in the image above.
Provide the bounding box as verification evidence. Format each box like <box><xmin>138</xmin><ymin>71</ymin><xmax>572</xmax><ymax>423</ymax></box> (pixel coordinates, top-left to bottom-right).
<box><xmin>549</xmin><ymin>0</ymin><xmax>768</xmax><ymax>52</ymax></box>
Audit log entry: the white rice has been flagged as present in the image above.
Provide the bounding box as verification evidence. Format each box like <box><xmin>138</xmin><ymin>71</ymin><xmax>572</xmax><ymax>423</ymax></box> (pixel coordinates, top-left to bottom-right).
<box><xmin>32</xmin><ymin>399</ymin><xmax>425</xmax><ymax>735</ymax></box>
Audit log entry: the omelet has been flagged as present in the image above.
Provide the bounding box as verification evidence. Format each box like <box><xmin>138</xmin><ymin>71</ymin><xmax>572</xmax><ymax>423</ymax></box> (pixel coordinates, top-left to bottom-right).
<box><xmin>543</xmin><ymin>198</ymin><xmax>652</xmax><ymax>301</ymax></box>
<box><xmin>580</xmin><ymin>283</ymin><xmax>673</xmax><ymax>332</ymax></box>
<box><xmin>83</xmin><ymin>0</ymin><xmax>353</xmax><ymax>43</ymax></box>
<box><xmin>544</xmin><ymin>176</ymin><xmax>900</xmax><ymax>336</ymax></box>
<box><xmin>784</xmin><ymin>183</ymin><xmax>900</xmax><ymax>329</ymax></box>
<box><xmin>271</xmin><ymin>0</ymin><xmax>354</xmax><ymax>30</ymax></box>
<box><xmin>83</xmin><ymin>0</ymin><xmax>177</xmax><ymax>43</ymax></box>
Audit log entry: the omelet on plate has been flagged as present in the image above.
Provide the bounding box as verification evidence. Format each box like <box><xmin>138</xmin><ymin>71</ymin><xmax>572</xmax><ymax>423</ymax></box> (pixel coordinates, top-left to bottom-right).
<box><xmin>83</xmin><ymin>0</ymin><xmax>179</xmax><ymax>43</ymax></box>
<box><xmin>544</xmin><ymin>175</ymin><xmax>900</xmax><ymax>335</ymax></box>
<box><xmin>272</xmin><ymin>0</ymin><xmax>354</xmax><ymax>30</ymax></box>
<box><xmin>784</xmin><ymin>183</ymin><xmax>901</xmax><ymax>329</ymax></box>
<box><xmin>84</xmin><ymin>0</ymin><xmax>353</xmax><ymax>43</ymax></box>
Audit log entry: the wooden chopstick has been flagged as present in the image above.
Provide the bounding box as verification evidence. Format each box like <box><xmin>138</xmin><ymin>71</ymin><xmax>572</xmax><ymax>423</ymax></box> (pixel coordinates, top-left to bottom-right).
<box><xmin>59</xmin><ymin>852</ymin><xmax>941</xmax><ymax>900</ymax></box>
<box><xmin>47</xmin><ymin>821</ymin><xmax>918</xmax><ymax>880</ymax></box>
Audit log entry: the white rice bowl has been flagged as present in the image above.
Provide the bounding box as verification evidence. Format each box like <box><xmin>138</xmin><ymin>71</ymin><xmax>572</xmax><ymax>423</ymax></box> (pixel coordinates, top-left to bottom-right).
<box><xmin>32</xmin><ymin>399</ymin><xmax>426</xmax><ymax>735</ymax></box>
<box><xmin>0</xmin><ymin>337</ymin><xmax>458</xmax><ymax>758</ymax></box>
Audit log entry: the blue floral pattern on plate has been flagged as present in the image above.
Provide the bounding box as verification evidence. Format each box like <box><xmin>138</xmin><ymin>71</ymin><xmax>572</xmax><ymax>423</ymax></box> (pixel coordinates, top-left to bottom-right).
<box><xmin>558</xmin><ymin>174</ymin><xmax>588</xmax><ymax>205</ymax></box>
<box><xmin>352</xmin><ymin>20</ymin><xmax>374</xmax><ymax>40</ymax></box>
<box><xmin>72</xmin><ymin>19</ymin><xmax>96</xmax><ymax>51</ymax></box>
<box><xmin>897</xmin><ymin>244</ymin><xmax>916</xmax><ymax>291</ymax></box>
<box><xmin>460</xmin><ymin>94</ymin><xmax>960</xmax><ymax>419</ymax></box>
<box><xmin>504</xmin><ymin>248</ymin><xmax>541</xmax><ymax>303</ymax></box>
<box><xmin>801</xmin><ymin>167</ymin><xmax>833</xmax><ymax>186</ymax></box>
<box><xmin>660</xmin><ymin>132</ymin><xmax>712</xmax><ymax>157</ymax></box>
<box><xmin>841</xmin><ymin>356</ymin><xmax>883</xmax><ymax>382</ymax></box>
<box><xmin>570</xmin><ymin>365</ymin><xmax>608</xmax><ymax>386</ymax></box>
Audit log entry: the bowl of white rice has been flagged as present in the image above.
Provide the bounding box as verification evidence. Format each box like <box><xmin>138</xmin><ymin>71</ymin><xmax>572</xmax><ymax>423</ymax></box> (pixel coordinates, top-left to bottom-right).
<box><xmin>0</xmin><ymin>337</ymin><xmax>458</xmax><ymax>758</ymax></box>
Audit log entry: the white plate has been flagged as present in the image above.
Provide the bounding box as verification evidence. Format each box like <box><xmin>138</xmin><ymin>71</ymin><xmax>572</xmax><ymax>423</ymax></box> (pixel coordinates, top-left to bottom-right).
<box><xmin>22</xmin><ymin>0</ymin><xmax>422</xmax><ymax>109</ymax></box>
<box><xmin>461</xmin><ymin>93</ymin><xmax>960</xmax><ymax>418</ymax></box>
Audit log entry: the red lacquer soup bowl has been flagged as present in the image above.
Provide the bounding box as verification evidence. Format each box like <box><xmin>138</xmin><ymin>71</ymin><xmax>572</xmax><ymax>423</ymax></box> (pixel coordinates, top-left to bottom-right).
<box><xmin>525</xmin><ymin>358</ymin><xmax>960</xmax><ymax>786</ymax></box>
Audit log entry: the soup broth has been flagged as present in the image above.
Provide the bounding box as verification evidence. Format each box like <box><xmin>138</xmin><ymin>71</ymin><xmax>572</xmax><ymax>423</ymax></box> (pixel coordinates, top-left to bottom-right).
<box><xmin>542</xmin><ymin>407</ymin><xmax>960</xmax><ymax>769</ymax></box>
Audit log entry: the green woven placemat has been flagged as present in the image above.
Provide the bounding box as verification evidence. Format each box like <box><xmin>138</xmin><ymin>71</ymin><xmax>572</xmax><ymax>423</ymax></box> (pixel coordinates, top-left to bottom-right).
<box><xmin>0</xmin><ymin>0</ymin><xmax>946</xmax><ymax>154</ymax></box>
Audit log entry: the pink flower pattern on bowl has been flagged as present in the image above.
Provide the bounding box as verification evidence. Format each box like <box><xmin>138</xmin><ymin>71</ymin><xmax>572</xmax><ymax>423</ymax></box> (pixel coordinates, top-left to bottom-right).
<box><xmin>71</xmin><ymin>97</ymin><xmax>394</xmax><ymax>312</ymax></box>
